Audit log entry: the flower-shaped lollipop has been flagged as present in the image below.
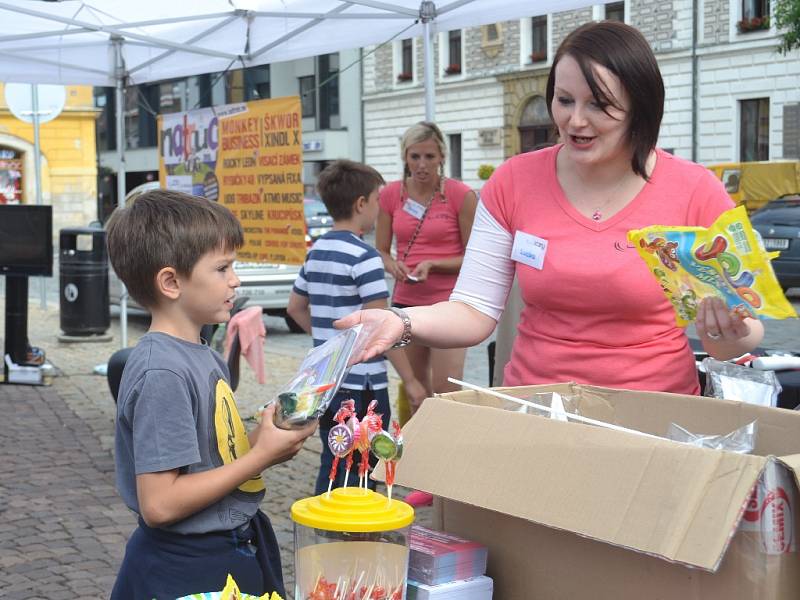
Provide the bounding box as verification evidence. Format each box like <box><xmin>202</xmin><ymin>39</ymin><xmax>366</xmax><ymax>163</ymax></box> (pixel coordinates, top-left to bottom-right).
<box><xmin>325</xmin><ymin>399</ymin><xmax>356</xmax><ymax>495</ymax></box>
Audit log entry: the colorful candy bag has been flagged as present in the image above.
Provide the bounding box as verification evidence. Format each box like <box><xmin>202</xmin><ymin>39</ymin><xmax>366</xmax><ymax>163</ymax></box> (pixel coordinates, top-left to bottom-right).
<box><xmin>176</xmin><ymin>573</ymin><xmax>284</xmax><ymax>600</ymax></box>
<box><xmin>628</xmin><ymin>206</ymin><xmax>797</xmax><ymax>326</ymax></box>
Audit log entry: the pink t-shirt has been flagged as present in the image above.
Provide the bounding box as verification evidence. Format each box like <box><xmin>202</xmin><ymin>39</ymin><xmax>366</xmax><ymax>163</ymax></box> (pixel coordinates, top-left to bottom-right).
<box><xmin>380</xmin><ymin>178</ymin><xmax>473</xmax><ymax>306</ymax></box>
<box><xmin>480</xmin><ymin>145</ymin><xmax>734</xmax><ymax>395</ymax></box>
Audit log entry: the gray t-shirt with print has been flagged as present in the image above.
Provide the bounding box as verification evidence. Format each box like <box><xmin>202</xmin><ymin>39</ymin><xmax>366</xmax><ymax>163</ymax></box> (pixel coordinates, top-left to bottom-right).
<box><xmin>115</xmin><ymin>332</ymin><xmax>265</xmax><ymax>534</ymax></box>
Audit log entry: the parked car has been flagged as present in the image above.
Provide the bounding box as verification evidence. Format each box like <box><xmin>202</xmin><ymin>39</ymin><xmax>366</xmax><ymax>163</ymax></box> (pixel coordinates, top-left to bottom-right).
<box><xmin>304</xmin><ymin>196</ymin><xmax>333</xmax><ymax>243</ymax></box>
<box><xmin>108</xmin><ymin>182</ymin><xmax>331</xmax><ymax>333</ymax></box>
<box><xmin>750</xmin><ymin>194</ymin><xmax>800</xmax><ymax>291</ymax></box>
<box><xmin>708</xmin><ymin>161</ymin><xmax>800</xmax><ymax>213</ymax></box>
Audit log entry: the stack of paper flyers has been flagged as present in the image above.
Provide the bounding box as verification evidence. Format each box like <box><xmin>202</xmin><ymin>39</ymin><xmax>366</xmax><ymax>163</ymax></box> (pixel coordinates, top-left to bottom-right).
<box><xmin>408</xmin><ymin>525</ymin><xmax>489</xmax><ymax>586</ymax></box>
<box><xmin>406</xmin><ymin>576</ymin><xmax>493</xmax><ymax>600</ymax></box>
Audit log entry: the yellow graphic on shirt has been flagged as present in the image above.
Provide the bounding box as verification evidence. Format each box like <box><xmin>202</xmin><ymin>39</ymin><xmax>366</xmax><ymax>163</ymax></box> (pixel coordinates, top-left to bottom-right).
<box><xmin>214</xmin><ymin>379</ymin><xmax>265</xmax><ymax>494</ymax></box>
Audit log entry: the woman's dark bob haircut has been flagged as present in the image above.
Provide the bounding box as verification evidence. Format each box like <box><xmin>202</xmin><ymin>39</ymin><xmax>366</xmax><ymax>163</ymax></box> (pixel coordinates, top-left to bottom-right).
<box><xmin>546</xmin><ymin>21</ymin><xmax>665</xmax><ymax>180</ymax></box>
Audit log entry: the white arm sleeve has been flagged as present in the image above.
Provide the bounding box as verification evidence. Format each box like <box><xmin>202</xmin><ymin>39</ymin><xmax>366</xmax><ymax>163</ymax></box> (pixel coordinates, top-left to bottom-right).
<box><xmin>449</xmin><ymin>199</ymin><xmax>515</xmax><ymax>322</ymax></box>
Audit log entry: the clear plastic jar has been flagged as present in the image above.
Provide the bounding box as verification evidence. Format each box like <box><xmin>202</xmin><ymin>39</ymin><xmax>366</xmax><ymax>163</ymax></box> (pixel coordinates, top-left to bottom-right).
<box><xmin>291</xmin><ymin>487</ymin><xmax>415</xmax><ymax>600</ymax></box>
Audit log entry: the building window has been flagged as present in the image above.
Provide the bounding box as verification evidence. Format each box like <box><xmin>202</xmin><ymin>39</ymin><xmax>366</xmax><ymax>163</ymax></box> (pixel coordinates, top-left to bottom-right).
<box><xmin>531</xmin><ymin>16</ymin><xmax>548</xmax><ymax>62</ymax></box>
<box><xmin>740</xmin><ymin>98</ymin><xmax>769</xmax><ymax>161</ymax></box>
<box><xmin>480</xmin><ymin>23</ymin><xmax>504</xmax><ymax>56</ymax></box>
<box><xmin>0</xmin><ymin>148</ymin><xmax>23</xmax><ymax>204</ymax></box>
<box><xmin>399</xmin><ymin>38</ymin><xmax>414</xmax><ymax>81</ymax></box>
<box><xmin>299</xmin><ymin>76</ymin><xmax>316</xmax><ymax>118</ymax></box>
<box><xmin>318</xmin><ymin>53</ymin><xmax>339</xmax><ymax>129</ymax></box>
<box><xmin>94</xmin><ymin>88</ymin><xmax>116</xmax><ymax>151</ymax></box>
<box><xmin>227</xmin><ymin>66</ymin><xmax>271</xmax><ymax>103</ymax></box>
<box><xmin>449</xmin><ymin>134</ymin><xmax>462</xmax><ymax>179</ymax></box>
<box><xmin>445</xmin><ymin>30</ymin><xmax>462</xmax><ymax>75</ymax></box>
<box><xmin>124</xmin><ymin>84</ymin><xmax>159</xmax><ymax>150</ymax></box>
<box><xmin>605</xmin><ymin>2</ymin><xmax>625</xmax><ymax>22</ymax></box>
<box><xmin>518</xmin><ymin>95</ymin><xmax>555</xmax><ymax>153</ymax></box>
<box><xmin>738</xmin><ymin>0</ymin><xmax>770</xmax><ymax>32</ymax></box>
<box><xmin>246</xmin><ymin>66</ymin><xmax>271</xmax><ymax>100</ymax></box>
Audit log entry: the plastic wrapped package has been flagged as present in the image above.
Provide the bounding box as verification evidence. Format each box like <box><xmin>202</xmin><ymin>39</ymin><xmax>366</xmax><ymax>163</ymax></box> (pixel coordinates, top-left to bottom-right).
<box><xmin>407</xmin><ymin>525</ymin><xmax>488</xmax><ymax>586</ymax></box>
<box><xmin>702</xmin><ymin>357</ymin><xmax>781</xmax><ymax>408</ymax></box>
<box><xmin>255</xmin><ymin>325</ymin><xmax>364</xmax><ymax>429</ymax></box>
<box><xmin>512</xmin><ymin>392</ymin><xmax>579</xmax><ymax>422</ymax></box>
<box><xmin>667</xmin><ymin>420</ymin><xmax>758</xmax><ymax>454</ymax></box>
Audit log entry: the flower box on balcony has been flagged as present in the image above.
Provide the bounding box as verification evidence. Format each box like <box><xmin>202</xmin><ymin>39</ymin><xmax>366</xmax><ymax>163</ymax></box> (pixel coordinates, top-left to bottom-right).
<box><xmin>737</xmin><ymin>16</ymin><xmax>770</xmax><ymax>33</ymax></box>
<box><xmin>444</xmin><ymin>63</ymin><xmax>462</xmax><ymax>75</ymax></box>
<box><xmin>397</xmin><ymin>72</ymin><xmax>413</xmax><ymax>82</ymax></box>
<box><xmin>530</xmin><ymin>50</ymin><xmax>547</xmax><ymax>63</ymax></box>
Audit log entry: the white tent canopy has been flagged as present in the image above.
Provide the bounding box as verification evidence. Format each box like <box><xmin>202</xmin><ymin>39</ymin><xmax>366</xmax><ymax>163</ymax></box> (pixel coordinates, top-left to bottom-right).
<box><xmin>0</xmin><ymin>0</ymin><xmax>595</xmax><ymax>346</ymax></box>
<box><xmin>0</xmin><ymin>0</ymin><xmax>593</xmax><ymax>86</ymax></box>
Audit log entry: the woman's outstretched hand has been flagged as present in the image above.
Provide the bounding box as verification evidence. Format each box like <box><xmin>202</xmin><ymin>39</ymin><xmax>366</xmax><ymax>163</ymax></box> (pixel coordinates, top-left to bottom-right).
<box><xmin>335</xmin><ymin>309</ymin><xmax>405</xmax><ymax>363</ymax></box>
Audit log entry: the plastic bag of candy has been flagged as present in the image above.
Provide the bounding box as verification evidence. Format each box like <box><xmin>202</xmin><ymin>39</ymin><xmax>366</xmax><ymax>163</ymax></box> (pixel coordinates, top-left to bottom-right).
<box><xmin>627</xmin><ymin>205</ymin><xmax>797</xmax><ymax>327</ymax></box>
<box><xmin>255</xmin><ymin>325</ymin><xmax>364</xmax><ymax>429</ymax></box>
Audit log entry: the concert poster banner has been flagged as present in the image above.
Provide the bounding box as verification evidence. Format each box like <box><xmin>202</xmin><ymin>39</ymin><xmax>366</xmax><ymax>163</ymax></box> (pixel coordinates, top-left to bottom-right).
<box><xmin>157</xmin><ymin>96</ymin><xmax>305</xmax><ymax>265</ymax></box>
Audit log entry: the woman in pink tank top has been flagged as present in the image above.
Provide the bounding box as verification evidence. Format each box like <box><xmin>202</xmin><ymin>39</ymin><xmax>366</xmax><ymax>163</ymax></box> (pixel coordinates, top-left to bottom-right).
<box><xmin>376</xmin><ymin>122</ymin><xmax>477</xmax><ymax>407</ymax></box>
<box><xmin>342</xmin><ymin>22</ymin><xmax>764</xmax><ymax>397</ymax></box>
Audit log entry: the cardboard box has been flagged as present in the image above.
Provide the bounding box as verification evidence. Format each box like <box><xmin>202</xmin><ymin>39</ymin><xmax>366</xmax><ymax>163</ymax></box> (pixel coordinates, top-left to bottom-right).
<box><xmin>385</xmin><ymin>383</ymin><xmax>800</xmax><ymax>599</ymax></box>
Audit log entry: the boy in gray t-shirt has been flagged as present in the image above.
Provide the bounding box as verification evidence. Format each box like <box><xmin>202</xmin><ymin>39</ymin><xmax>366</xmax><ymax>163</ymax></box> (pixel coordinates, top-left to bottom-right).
<box><xmin>107</xmin><ymin>190</ymin><xmax>316</xmax><ymax>600</ymax></box>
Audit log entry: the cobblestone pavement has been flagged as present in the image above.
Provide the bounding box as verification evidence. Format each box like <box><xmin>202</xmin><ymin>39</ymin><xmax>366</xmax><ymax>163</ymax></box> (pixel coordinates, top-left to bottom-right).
<box><xmin>3</xmin><ymin>289</ymin><xmax>800</xmax><ymax>599</ymax></box>
<box><xmin>0</xmin><ymin>302</ymin><xmax>451</xmax><ymax>599</ymax></box>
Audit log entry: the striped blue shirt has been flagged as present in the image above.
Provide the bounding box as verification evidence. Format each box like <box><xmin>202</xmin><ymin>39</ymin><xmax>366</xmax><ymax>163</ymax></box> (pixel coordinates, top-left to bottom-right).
<box><xmin>293</xmin><ymin>230</ymin><xmax>389</xmax><ymax>390</ymax></box>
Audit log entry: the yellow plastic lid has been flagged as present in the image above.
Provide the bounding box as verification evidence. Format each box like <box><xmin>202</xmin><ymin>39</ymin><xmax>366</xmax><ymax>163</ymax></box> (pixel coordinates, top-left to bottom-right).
<box><xmin>290</xmin><ymin>488</ymin><xmax>414</xmax><ymax>533</ymax></box>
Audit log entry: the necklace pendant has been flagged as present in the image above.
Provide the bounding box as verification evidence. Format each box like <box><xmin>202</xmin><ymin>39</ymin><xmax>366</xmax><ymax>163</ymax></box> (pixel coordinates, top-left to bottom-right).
<box><xmin>592</xmin><ymin>210</ymin><xmax>602</xmax><ymax>221</ymax></box>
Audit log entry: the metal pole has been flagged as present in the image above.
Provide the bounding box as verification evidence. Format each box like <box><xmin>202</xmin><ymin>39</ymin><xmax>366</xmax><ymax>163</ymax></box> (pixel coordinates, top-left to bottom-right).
<box><xmin>114</xmin><ymin>38</ymin><xmax>128</xmax><ymax>348</ymax></box>
<box><xmin>420</xmin><ymin>1</ymin><xmax>437</xmax><ymax>121</ymax></box>
<box><xmin>31</xmin><ymin>85</ymin><xmax>47</xmax><ymax>310</ymax></box>
<box><xmin>691</xmin><ymin>0</ymin><xmax>699</xmax><ymax>162</ymax></box>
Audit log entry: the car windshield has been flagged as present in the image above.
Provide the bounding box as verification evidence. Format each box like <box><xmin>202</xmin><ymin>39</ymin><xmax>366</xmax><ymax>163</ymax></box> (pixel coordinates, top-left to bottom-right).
<box><xmin>751</xmin><ymin>197</ymin><xmax>800</xmax><ymax>225</ymax></box>
<box><xmin>304</xmin><ymin>198</ymin><xmax>329</xmax><ymax>219</ymax></box>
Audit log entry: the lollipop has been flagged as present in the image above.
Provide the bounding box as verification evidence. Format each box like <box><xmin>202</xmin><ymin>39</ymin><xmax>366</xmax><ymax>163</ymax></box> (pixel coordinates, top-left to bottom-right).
<box><xmin>357</xmin><ymin>400</ymin><xmax>383</xmax><ymax>489</ymax></box>
<box><xmin>326</xmin><ymin>400</ymin><xmax>356</xmax><ymax>495</ymax></box>
<box><xmin>370</xmin><ymin>420</ymin><xmax>403</xmax><ymax>500</ymax></box>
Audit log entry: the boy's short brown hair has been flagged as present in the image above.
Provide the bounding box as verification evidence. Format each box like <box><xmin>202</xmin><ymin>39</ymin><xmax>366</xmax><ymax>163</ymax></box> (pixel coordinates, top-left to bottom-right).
<box><xmin>106</xmin><ymin>189</ymin><xmax>243</xmax><ymax>308</ymax></box>
<box><xmin>316</xmin><ymin>160</ymin><xmax>385</xmax><ymax>221</ymax></box>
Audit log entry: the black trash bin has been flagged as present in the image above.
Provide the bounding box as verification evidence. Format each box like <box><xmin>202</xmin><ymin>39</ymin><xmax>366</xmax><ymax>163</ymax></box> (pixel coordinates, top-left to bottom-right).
<box><xmin>59</xmin><ymin>227</ymin><xmax>110</xmax><ymax>336</ymax></box>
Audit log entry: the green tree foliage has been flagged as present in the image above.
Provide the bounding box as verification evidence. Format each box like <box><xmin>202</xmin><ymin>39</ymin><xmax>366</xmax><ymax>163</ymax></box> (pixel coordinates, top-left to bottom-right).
<box><xmin>775</xmin><ymin>0</ymin><xmax>800</xmax><ymax>54</ymax></box>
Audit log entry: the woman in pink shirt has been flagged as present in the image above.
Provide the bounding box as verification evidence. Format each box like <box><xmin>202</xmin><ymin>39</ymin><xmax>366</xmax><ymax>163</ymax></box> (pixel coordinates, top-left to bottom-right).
<box><xmin>342</xmin><ymin>22</ymin><xmax>763</xmax><ymax>396</ymax></box>
<box><xmin>377</xmin><ymin>122</ymin><xmax>477</xmax><ymax>404</ymax></box>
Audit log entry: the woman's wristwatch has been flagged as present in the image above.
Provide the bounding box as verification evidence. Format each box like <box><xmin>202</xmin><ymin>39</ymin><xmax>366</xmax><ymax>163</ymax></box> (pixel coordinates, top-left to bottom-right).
<box><xmin>387</xmin><ymin>307</ymin><xmax>412</xmax><ymax>348</ymax></box>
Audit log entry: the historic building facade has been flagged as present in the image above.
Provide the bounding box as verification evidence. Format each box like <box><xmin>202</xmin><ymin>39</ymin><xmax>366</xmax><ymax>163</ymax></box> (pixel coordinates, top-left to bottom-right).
<box><xmin>0</xmin><ymin>84</ymin><xmax>98</xmax><ymax>233</ymax></box>
<box><xmin>362</xmin><ymin>0</ymin><xmax>800</xmax><ymax>189</ymax></box>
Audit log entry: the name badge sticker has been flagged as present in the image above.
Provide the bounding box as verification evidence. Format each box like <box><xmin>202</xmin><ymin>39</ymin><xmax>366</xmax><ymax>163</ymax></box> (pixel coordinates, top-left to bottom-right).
<box><xmin>403</xmin><ymin>199</ymin><xmax>427</xmax><ymax>220</ymax></box>
<box><xmin>511</xmin><ymin>230</ymin><xmax>548</xmax><ymax>270</ymax></box>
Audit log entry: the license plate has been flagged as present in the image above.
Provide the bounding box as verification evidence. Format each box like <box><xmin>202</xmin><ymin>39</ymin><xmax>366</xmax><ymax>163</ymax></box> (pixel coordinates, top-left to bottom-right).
<box><xmin>242</xmin><ymin>287</ymin><xmax>290</xmax><ymax>298</ymax></box>
<box><xmin>763</xmin><ymin>238</ymin><xmax>790</xmax><ymax>250</ymax></box>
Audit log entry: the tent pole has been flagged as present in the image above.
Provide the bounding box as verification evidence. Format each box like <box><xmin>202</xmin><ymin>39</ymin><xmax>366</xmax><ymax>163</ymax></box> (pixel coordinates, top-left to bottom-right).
<box><xmin>421</xmin><ymin>1</ymin><xmax>436</xmax><ymax>121</ymax></box>
<box><xmin>31</xmin><ymin>84</ymin><xmax>47</xmax><ymax>310</ymax></box>
<box><xmin>114</xmin><ymin>37</ymin><xmax>128</xmax><ymax>349</ymax></box>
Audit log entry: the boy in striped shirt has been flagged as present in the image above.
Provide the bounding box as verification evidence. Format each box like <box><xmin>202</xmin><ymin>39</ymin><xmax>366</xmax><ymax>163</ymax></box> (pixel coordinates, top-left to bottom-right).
<box><xmin>288</xmin><ymin>160</ymin><xmax>426</xmax><ymax>494</ymax></box>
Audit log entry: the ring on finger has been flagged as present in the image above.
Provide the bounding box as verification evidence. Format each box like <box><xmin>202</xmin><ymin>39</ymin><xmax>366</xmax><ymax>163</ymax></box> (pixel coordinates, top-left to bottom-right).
<box><xmin>706</xmin><ymin>331</ymin><xmax>722</xmax><ymax>340</ymax></box>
